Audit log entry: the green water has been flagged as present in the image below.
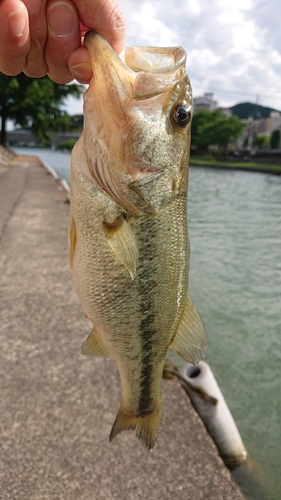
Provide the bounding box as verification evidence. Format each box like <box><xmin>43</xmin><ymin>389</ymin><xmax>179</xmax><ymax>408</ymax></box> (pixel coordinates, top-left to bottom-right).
<box><xmin>186</xmin><ymin>166</ymin><xmax>281</xmax><ymax>499</ymax></box>
<box><xmin>15</xmin><ymin>149</ymin><xmax>281</xmax><ymax>498</ymax></box>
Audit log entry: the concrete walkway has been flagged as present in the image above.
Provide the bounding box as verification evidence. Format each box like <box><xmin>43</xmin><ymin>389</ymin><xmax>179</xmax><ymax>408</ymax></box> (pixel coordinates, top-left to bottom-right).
<box><xmin>0</xmin><ymin>155</ymin><xmax>245</xmax><ymax>500</ymax></box>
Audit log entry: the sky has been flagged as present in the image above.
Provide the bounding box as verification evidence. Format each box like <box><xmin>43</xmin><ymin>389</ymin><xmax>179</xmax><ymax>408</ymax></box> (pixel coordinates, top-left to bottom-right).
<box><xmin>66</xmin><ymin>0</ymin><xmax>281</xmax><ymax>115</ymax></box>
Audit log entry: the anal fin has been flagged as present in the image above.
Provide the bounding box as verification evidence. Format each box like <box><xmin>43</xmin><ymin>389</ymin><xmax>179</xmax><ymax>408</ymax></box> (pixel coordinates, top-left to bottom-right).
<box><xmin>103</xmin><ymin>215</ymin><xmax>138</xmax><ymax>280</ymax></box>
<box><xmin>81</xmin><ymin>327</ymin><xmax>108</xmax><ymax>357</ymax></box>
<box><xmin>170</xmin><ymin>295</ymin><xmax>207</xmax><ymax>364</ymax></box>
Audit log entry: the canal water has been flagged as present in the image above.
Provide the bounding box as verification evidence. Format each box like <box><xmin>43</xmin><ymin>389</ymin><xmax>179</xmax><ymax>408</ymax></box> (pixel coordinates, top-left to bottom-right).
<box><xmin>15</xmin><ymin>148</ymin><xmax>281</xmax><ymax>499</ymax></box>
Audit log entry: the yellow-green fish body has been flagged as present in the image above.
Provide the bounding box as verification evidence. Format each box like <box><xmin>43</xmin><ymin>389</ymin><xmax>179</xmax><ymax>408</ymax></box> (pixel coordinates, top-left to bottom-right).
<box><xmin>70</xmin><ymin>32</ymin><xmax>206</xmax><ymax>450</ymax></box>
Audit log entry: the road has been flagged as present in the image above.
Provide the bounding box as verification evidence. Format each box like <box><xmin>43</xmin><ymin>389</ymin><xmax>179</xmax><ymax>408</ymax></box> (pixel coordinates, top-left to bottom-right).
<box><xmin>0</xmin><ymin>154</ymin><xmax>245</xmax><ymax>499</ymax></box>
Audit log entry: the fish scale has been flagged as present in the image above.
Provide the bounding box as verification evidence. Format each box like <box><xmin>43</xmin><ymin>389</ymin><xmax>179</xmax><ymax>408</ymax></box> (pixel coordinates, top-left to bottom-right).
<box><xmin>70</xmin><ymin>32</ymin><xmax>207</xmax><ymax>449</ymax></box>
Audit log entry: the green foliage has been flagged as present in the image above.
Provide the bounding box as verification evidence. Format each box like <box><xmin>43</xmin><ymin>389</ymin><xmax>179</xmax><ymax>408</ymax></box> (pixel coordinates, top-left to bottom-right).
<box><xmin>253</xmin><ymin>134</ymin><xmax>269</xmax><ymax>149</ymax></box>
<box><xmin>270</xmin><ymin>129</ymin><xmax>280</xmax><ymax>149</ymax></box>
<box><xmin>56</xmin><ymin>138</ymin><xmax>77</xmax><ymax>151</ymax></box>
<box><xmin>190</xmin><ymin>156</ymin><xmax>281</xmax><ymax>172</ymax></box>
<box><xmin>0</xmin><ymin>73</ymin><xmax>84</xmax><ymax>146</ymax></box>
<box><xmin>191</xmin><ymin>109</ymin><xmax>246</xmax><ymax>152</ymax></box>
<box><xmin>70</xmin><ymin>114</ymin><xmax>84</xmax><ymax>130</ymax></box>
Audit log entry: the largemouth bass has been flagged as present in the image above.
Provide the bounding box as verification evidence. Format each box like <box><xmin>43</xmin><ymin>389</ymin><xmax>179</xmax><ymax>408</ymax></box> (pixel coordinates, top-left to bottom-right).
<box><xmin>70</xmin><ymin>31</ymin><xmax>206</xmax><ymax>450</ymax></box>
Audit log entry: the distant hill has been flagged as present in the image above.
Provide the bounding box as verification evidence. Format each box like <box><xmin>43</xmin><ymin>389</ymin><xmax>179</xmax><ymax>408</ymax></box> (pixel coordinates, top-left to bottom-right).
<box><xmin>229</xmin><ymin>102</ymin><xmax>280</xmax><ymax>120</ymax></box>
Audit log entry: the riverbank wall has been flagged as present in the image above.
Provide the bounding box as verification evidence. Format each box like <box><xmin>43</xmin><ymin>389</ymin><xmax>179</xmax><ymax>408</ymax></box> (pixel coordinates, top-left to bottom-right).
<box><xmin>0</xmin><ymin>148</ymin><xmax>245</xmax><ymax>499</ymax></box>
<box><xmin>190</xmin><ymin>159</ymin><xmax>281</xmax><ymax>175</ymax></box>
<box><xmin>0</xmin><ymin>145</ymin><xmax>16</xmax><ymax>169</ymax></box>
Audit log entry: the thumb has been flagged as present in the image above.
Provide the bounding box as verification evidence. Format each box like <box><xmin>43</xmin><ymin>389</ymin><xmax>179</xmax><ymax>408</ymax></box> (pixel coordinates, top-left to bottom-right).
<box><xmin>72</xmin><ymin>0</ymin><xmax>126</xmax><ymax>54</ymax></box>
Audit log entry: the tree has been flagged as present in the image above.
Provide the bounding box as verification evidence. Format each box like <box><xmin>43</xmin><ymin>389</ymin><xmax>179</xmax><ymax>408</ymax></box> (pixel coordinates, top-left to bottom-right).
<box><xmin>190</xmin><ymin>110</ymin><xmax>211</xmax><ymax>151</ymax></box>
<box><xmin>270</xmin><ymin>129</ymin><xmax>280</xmax><ymax>149</ymax></box>
<box><xmin>0</xmin><ymin>73</ymin><xmax>84</xmax><ymax>146</ymax></box>
<box><xmin>191</xmin><ymin>109</ymin><xmax>246</xmax><ymax>153</ymax></box>
<box><xmin>253</xmin><ymin>133</ymin><xmax>269</xmax><ymax>149</ymax></box>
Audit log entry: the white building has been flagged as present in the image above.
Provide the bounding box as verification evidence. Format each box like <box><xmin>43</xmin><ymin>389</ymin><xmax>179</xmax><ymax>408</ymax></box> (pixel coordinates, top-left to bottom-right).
<box><xmin>193</xmin><ymin>92</ymin><xmax>218</xmax><ymax>113</ymax></box>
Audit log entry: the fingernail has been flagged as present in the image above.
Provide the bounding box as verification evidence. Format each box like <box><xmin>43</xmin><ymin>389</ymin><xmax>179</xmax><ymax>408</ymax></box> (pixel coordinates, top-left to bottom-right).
<box><xmin>70</xmin><ymin>62</ymin><xmax>92</xmax><ymax>82</ymax></box>
<box><xmin>8</xmin><ymin>9</ymin><xmax>28</xmax><ymax>37</ymax></box>
<box><xmin>48</xmin><ymin>2</ymin><xmax>75</xmax><ymax>37</ymax></box>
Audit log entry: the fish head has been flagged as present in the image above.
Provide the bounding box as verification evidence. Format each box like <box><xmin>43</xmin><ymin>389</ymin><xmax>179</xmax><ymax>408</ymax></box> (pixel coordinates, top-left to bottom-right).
<box><xmin>82</xmin><ymin>32</ymin><xmax>192</xmax><ymax>215</ymax></box>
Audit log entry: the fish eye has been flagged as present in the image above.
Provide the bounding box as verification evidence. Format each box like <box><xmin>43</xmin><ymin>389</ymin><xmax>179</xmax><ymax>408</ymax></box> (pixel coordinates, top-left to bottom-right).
<box><xmin>172</xmin><ymin>104</ymin><xmax>192</xmax><ymax>128</ymax></box>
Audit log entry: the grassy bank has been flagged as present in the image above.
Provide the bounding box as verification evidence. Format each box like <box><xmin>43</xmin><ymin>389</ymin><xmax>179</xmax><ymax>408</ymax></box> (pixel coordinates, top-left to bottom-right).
<box><xmin>190</xmin><ymin>156</ymin><xmax>281</xmax><ymax>174</ymax></box>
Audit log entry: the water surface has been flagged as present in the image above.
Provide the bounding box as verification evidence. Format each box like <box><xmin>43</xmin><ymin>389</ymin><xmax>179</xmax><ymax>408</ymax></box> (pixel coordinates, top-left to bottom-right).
<box><xmin>14</xmin><ymin>148</ymin><xmax>281</xmax><ymax>498</ymax></box>
<box><xmin>187</xmin><ymin>166</ymin><xmax>280</xmax><ymax>499</ymax></box>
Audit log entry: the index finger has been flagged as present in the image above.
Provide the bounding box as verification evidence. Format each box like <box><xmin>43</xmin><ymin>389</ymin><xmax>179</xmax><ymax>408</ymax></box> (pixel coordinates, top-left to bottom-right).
<box><xmin>0</xmin><ymin>0</ymin><xmax>30</xmax><ymax>75</ymax></box>
<box><xmin>72</xmin><ymin>0</ymin><xmax>126</xmax><ymax>54</ymax></box>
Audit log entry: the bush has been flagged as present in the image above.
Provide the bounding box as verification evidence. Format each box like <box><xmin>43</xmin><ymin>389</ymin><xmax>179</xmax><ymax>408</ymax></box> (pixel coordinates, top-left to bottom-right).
<box><xmin>270</xmin><ymin>129</ymin><xmax>280</xmax><ymax>149</ymax></box>
<box><xmin>56</xmin><ymin>138</ymin><xmax>77</xmax><ymax>151</ymax></box>
<box><xmin>253</xmin><ymin>134</ymin><xmax>269</xmax><ymax>149</ymax></box>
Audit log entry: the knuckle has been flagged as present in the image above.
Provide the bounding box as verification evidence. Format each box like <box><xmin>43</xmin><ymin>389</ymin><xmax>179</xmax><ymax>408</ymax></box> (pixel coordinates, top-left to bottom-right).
<box><xmin>45</xmin><ymin>60</ymin><xmax>70</xmax><ymax>83</ymax></box>
<box><xmin>109</xmin><ymin>3</ymin><xmax>126</xmax><ymax>34</ymax></box>
<box><xmin>23</xmin><ymin>67</ymin><xmax>47</xmax><ymax>78</ymax></box>
<box><xmin>25</xmin><ymin>53</ymin><xmax>48</xmax><ymax>77</ymax></box>
<box><xmin>47</xmin><ymin>68</ymin><xmax>73</xmax><ymax>84</ymax></box>
<box><xmin>0</xmin><ymin>54</ymin><xmax>26</xmax><ymax>76</ymax></box>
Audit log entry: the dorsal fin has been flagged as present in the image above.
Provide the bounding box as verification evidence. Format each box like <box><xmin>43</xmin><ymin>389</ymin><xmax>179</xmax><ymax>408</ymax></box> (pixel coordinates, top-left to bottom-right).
<box><xmin>170</xmin><ymin>295</ymin><xmax>207</xmax><ymax>364</ymax></box>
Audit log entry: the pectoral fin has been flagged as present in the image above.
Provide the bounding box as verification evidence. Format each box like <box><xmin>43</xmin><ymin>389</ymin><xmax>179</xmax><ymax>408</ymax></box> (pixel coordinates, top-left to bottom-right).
<box><xmin>69</xmin><ymin>217</ymin><xmax>77</xmax><ymax>269</ymax></box>
<box><xmin>170</xmin><ymin>295</ymin><xmax>207</xmax><ymax>364</ymax></box>
<box><xmin>81</xmin><ymin>327</ymin><xmax>108</xmax><ymax>357</ymax></box>
<box><xmin>103</xmin><ymin>215</ymin><xmax>138</xmax><ymax>280</ymax></box>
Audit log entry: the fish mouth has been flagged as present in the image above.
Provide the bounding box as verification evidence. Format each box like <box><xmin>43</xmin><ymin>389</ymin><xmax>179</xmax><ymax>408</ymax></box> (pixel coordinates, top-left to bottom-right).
<box><xmin>83</xmin><ymin>32</ymin><xmax>190</xmax><ymax>216</ymax></box>
<box><xmin>84</xmin><ymin>31</ymin><xmax>187</xmax><ymax>100</ymax></box>
<box><xmin>125</xmin><ymin>46</ymin><xmax>187</xmax><ymax>100</ymax></box>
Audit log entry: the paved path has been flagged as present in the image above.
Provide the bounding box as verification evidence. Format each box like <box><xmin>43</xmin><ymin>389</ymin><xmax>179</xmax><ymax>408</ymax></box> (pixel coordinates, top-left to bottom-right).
<box><xmin>0</xmin><ymin>155</ymin><xmax>245</xmax><ymax>500</ymax></box>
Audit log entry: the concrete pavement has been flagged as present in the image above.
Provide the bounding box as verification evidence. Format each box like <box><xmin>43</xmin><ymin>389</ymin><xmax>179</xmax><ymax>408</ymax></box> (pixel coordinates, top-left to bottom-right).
<box><xmin>0</xmin><ymin>153</ymin><xmax>245</xmax><ymax>499</ymax></box>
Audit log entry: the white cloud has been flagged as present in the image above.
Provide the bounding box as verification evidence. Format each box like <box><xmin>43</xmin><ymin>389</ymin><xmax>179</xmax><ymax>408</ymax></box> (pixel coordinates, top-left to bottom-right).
<box><xmin>124</xmin><ymin>2</ymin><xmax>177</xmax><ymax>46</ymax></box>
<box><xmin>67</xmin><ymin>0</ymin><xmax>281</xmax><ymax>113</ymax></box>
<box><xmin>216</xmin><ymin>0</ymin><xmax>253</xmax><ymax>9</ymax></box>
<box><xmin>64</xmin><ymin>93</ymin><xmax>84</xmax><ymax>115</ymax></box>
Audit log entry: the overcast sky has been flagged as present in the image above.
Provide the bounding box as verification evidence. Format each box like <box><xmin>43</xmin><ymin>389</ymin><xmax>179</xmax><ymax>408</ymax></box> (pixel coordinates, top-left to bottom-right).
<box><xmin>67</xmin><ymin>0</ymin><xmax>281</xmax><ymax>114</ymax></box>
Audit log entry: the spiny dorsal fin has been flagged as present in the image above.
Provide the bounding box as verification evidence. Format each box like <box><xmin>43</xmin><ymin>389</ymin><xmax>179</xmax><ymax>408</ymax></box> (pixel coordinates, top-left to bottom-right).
<box><xmin>170</xmin><ymin>295</ymin><xmax>207</xmax><ymax>364</ymax></box>
<box><xmin>81</xmin><ymin>327</ymin><xmax>108</xmax><ymax>357</ymax></box>
<box><xmin>103</xmin><ymin>215</ymin><xmax>138</xmax><ymax>280</ymax></box>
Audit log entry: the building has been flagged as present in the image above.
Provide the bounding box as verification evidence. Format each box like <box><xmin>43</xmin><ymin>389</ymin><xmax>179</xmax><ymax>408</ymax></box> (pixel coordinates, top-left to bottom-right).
<box><xmin>193</xmin><ymin>92</ymin><xmax>218</xmax><ymax>113</ymax></box>
<box><xmin>6</xmin><ymin>129</ymin><xmax>80</xmax><ymax>148</ymax></box>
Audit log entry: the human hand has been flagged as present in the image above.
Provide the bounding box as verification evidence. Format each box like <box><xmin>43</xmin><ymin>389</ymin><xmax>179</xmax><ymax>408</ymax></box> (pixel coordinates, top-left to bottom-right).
<box><xmin>0</xmin><ymin>0</ymin><xmax>125</xmax><ymax>83</ymax></box>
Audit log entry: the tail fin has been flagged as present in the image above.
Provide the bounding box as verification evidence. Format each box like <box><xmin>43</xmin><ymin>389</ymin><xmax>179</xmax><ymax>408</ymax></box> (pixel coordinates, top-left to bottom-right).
<box><xmin>109</xmin><ymin>405</ymin><xmax>162</xmax><ymax>451</ymax></box>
